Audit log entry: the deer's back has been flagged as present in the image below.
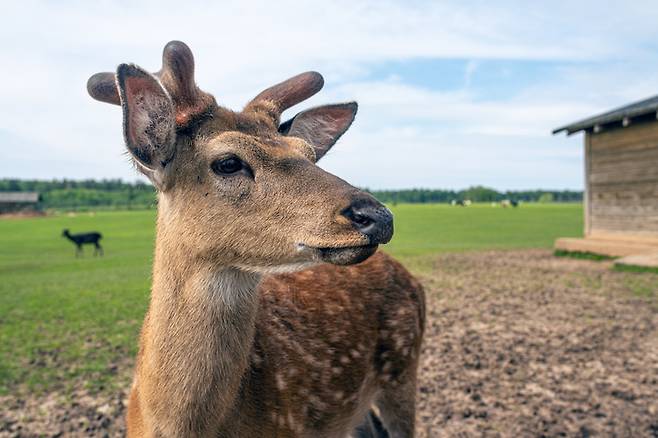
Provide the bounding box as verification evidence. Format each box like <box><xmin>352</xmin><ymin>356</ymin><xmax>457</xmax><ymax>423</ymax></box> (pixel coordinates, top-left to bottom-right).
<box><xmin>70</xmin><ymin>232</ymin><xmax>102</xmax><ymax>243</ymax></box>
<box><xmin>226</xmin><ymin>251</ymin><xmax>425</xmax><ymax>436</ymax></box>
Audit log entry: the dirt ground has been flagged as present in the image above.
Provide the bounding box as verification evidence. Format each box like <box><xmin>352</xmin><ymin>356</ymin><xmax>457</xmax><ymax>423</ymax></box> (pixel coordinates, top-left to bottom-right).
<box><xmin>0</xmin><ymin>211</ymin><xmax>46</xmax><ymax>220</ymax></box>
<box><xmin>2</xmin><ymin>250</ymin><xmax>657</xmax><ymax>437</ymax></box>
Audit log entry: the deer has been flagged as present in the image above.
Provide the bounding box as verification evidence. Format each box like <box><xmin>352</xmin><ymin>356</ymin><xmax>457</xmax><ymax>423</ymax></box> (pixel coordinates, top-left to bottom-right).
<box><xmin>61</xmin><ymin>229</ymin><xmax>103</xmax><ymax>256</ymax></box>
<box><xmin>87</xmin><ymin>41</ymin><xmax>425</xmax><ymax>438</ymax></box>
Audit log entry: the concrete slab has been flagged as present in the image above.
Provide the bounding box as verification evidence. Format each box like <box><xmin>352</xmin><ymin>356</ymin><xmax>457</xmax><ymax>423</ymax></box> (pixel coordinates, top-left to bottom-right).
<box><xmin>555</xmin><ymin>237</ymin><xmax>658</xmax><ymax>258</ymax></box>
<box><xmin>615</xmin><ymin>252</ymin><xmax>658</xmax><ymax>268</ymax></box>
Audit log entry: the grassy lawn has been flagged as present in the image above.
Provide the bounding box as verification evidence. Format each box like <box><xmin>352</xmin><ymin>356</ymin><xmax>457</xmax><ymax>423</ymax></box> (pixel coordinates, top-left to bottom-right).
<box><xmin>0</xmin><ymin>203</ymin><xmax>583</xmax><ymax>394</ymax></box>
<box><xmin>387</xmin><ymin>203</ymin><xmax>583</xmax><ymax>256</ymax></box>
<box><xmin>0</xmin><ymin>211</ymin><xmax>155</xmax><ymax>394</ymax></box>
<box><xmin>387</xmin><ymin>203</ymin><xmax>583</xmax><ymax>272</ymax></box>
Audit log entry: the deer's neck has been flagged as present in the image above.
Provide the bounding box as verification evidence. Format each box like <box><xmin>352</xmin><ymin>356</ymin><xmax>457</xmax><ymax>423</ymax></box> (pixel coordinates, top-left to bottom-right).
<box><xmin>138</xmin><ymin>221</ymin><xmax>262</xmax><ymax>431</ymax></box>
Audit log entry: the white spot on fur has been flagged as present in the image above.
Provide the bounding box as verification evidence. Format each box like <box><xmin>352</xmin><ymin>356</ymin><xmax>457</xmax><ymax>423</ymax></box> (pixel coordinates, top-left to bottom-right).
<box><xmin>252</xmin><ymin>352</ymin><xmax>263</xmax><ymax>366</ymax></box>
<box><xmin>276</xmin><ymin>373</ymin><xmax>287</xmax><ymax>391</ymax></box>
<box><xmin>309</xmin><ymin>394</ymin><xmax>328</xmax><ymax>410</ymax></box>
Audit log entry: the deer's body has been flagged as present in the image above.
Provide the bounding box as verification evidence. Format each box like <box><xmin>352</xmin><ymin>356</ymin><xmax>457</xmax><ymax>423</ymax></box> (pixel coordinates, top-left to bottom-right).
<box><xmin>128</xmin><ymin>248</ymin><xmax>423</xmax><ymax>437</ymax></box>
<box><xmin>62</xmin><ymin>229</ymin><xmax>103</xmax><ymax>256</ymax></box>
<box><xmin>88</xmin><ymin>41</ymin><xmax>424</xmax><ymax>437</ymax></box>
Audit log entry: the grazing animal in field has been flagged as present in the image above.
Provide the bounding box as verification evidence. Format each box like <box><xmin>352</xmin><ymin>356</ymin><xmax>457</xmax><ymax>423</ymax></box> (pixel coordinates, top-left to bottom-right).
<box><xmin>62</xmin><ymin>229</ymin><xmax>103</xmax><ymax>256</ymax></box>
<box><xmin>87</xmin><ymin>41</ymin><xmax>425</xmax><ymax>437</ymax></box>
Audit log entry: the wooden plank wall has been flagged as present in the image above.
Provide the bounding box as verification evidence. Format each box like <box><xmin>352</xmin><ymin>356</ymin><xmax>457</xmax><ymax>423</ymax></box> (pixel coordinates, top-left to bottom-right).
<box><xmin>589</xmin><ymin>121</ymin><xmax>658</xmax><ymax>237</ymax></box>
<box><xmin>584</xmin><ymin>133</ymin><xmax>591</xmax><ymax>236</ymax></box>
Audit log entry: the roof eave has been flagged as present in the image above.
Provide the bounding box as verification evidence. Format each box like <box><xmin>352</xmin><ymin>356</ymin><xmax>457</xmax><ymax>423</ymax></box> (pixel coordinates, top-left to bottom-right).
<box><xmin>552</xmin><ymin>93</ymin><xmax>658</xmax><ymax>137</ymax></box>
<box><xmin>552</xmin><ymin>126</ymin><xmax>579</xmax><ymax>136</ymax></box>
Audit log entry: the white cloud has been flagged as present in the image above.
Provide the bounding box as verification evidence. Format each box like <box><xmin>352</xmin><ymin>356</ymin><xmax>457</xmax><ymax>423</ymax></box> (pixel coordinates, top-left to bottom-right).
<box><xmin>463</xmin><ymin>60</ymin><xmax>479</xmax><ymax>89</ymax></box>
<box><xmin>2</xmin><ymin>0</ymin><xmax>658</xmax><ymax>189</ymax></box>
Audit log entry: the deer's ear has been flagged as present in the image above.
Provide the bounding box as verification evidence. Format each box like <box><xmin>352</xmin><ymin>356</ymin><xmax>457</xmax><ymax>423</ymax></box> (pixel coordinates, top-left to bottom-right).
<box><xmin>279</xmin><ymin>102</ymin><xmax>357</xmax><ymax>161</ymax></box>
<box><xmin>116</xmin><ymin>63</ymin><xmax>176</xmax><ymax>184</ymax></box>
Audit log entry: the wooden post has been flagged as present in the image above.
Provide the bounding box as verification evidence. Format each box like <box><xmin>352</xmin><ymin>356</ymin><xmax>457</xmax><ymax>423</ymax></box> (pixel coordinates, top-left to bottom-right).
<box><xmin>584</xmin><ymin>132</ymin><xmax>592</xmax><ymax>237</ymax></box>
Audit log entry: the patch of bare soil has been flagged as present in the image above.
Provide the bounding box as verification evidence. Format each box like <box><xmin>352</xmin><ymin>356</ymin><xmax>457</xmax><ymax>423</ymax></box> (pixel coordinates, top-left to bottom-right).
<box><xmin>2</xmin><ymin>250</ymin><xmax>657</xmax><ymax>437</ymax></box>
<box><xmin>0</xmin><ymin>211</ymin><xmax>46</xmax><ymax>220</ymax></box>
<box><xmin>416</xmin><ymin>250</ymin><xmax>658</xmax><ymax>437</ymax></box>
<box><xmin>0</xmin><ymin>390</ymin><xmax>126</xmax><ymax>438</ymax></box>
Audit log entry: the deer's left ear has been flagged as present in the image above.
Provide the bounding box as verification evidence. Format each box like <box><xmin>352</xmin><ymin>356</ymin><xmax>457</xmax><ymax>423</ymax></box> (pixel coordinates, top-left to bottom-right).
<box><xmin>279</xmin><ymin>102</ymin><xmax>357</xmax><ymax>161</ymax></box>
<box><xmin>116</xmin><ymin>63</ymin><xmax>176</xmax><ymax>187</ymax></box>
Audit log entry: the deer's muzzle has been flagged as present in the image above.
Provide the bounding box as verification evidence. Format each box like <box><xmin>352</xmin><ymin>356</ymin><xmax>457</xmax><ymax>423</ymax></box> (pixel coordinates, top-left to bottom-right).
<box><xmin>341</xmin><ymin>197</ymin><xmax>394</xmax><ymax>245</ymax></box>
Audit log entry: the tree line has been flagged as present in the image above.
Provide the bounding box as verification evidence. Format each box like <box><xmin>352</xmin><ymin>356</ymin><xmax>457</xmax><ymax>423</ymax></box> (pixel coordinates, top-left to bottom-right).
<box><xmin>368</xmin><ymin>186</ymin><xmax>581</xmax><ymax>204</ymax></box>
<box><xmin>0</xmin><ymin>179</ymin><xmax>156</xmax><ymax>210</ymax></box>
<box><xmin>0</xmin><ymin>179</ymin><xmax>582</xmax><ymax>210</ymax></box>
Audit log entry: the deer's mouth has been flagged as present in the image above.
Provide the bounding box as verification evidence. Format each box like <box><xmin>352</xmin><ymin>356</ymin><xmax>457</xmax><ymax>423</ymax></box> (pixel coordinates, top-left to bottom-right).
<box><xmin>299</xmin><ymin>243</ymin><xmax>379</xmax><ymax>266</ymax></box>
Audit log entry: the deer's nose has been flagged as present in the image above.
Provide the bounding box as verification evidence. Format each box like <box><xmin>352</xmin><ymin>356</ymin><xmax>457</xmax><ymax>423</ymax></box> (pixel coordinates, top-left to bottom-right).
<box><xmin>341</xmin><ymin>198</ymin><xmax>394</xmax><ymax>244</ymax></box>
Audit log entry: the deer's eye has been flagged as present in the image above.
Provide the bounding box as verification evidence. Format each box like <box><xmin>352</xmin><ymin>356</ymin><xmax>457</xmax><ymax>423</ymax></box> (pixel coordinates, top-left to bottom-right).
<box><xmin>211</xmin><ymin>156</ymin><xmax>250</xmax><ymax>176</ymax></box>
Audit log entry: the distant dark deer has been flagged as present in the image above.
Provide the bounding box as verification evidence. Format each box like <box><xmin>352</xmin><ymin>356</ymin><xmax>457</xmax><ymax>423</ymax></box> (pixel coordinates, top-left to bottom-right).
<box><xmin>62</xmin><ymin>229</ymin><xmax>103</xmax><ymax>256</ymax></box>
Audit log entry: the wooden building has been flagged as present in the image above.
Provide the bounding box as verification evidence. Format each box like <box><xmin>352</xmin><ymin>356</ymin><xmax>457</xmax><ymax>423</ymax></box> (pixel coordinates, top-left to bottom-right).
<box><xmin>0</xmin><ymin>192</ymin><xmax>41</xmax><ymax>215</ymax></box>
<box><xmin>553</xmin><ymin>96</ymin><xmax>658</xmax><ymax>266</ymax></box>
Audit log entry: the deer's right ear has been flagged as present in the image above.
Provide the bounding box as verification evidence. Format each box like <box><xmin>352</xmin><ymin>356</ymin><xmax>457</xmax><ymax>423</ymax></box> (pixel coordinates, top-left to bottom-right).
<box><xmin>116</xmin><ymin>64</ymin><xmax>176</xmax><ymax>185</ymax></box>
<box><xmin>278</xmin><ymin>102</ymin><xmax>357</xmax><ymax>162</ymax></box>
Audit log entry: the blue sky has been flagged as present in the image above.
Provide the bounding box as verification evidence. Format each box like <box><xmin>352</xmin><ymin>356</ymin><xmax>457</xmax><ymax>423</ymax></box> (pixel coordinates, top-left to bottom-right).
<box><xmin>3</xmin><ymin>1</ymin><xmax>658</xmax><ymax>190</ymax></box>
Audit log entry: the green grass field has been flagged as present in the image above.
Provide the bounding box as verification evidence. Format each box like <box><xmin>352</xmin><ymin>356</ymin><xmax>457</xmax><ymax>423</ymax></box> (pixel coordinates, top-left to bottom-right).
<box><xmin>0</xmin><ymin>203</ymin><xmax>583</xmax><ymax>394</ymax></box>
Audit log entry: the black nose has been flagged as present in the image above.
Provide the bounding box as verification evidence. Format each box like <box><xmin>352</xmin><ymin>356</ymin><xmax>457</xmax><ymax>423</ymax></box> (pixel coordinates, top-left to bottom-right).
<box><xmin>341</xmin><ymin>198</ymin><xmax>394</xmax><ymax>244</ymax></box>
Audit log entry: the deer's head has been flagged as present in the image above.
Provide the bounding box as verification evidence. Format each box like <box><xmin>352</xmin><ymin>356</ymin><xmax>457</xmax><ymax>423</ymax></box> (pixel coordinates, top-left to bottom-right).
<box><xmin>88</xmin><ymin>41</ymin><xmax>392</xmax><ymax>271</ymax></box>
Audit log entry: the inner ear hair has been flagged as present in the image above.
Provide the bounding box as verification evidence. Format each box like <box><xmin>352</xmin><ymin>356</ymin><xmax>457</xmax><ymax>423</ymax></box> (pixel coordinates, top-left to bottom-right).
<box><xmin>116</xmin><ymin>63</ymin><xmax>177</xmax><ymax>179</ymax></box>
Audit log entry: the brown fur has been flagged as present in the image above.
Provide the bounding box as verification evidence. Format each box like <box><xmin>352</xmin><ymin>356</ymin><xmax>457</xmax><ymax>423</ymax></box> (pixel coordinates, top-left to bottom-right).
<box><xmin>88</xmin><ymin>41</ymin><xmax>425</xmax><ymax>437</ymax></box>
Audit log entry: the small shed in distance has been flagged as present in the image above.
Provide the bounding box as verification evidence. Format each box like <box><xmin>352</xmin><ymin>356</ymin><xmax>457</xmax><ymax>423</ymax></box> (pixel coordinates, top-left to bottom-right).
<box><xmin>0</xmin><ymin>192</ymin><xmax>41</xmax><ymax>215</ymax></box>
<box><xmin>553</xmin><ymin>96</ymin><xmax>658</xmax><ymax>265</ymax></box>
